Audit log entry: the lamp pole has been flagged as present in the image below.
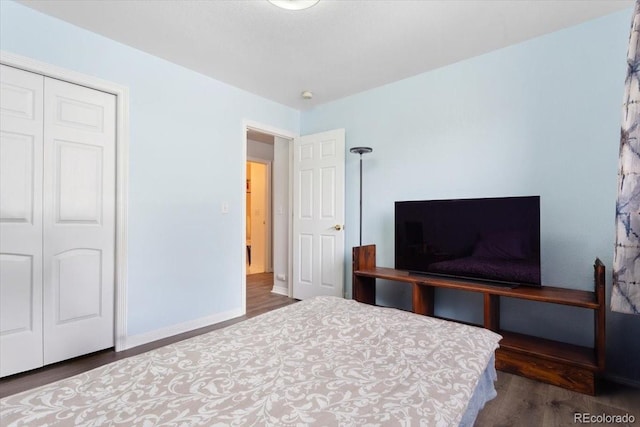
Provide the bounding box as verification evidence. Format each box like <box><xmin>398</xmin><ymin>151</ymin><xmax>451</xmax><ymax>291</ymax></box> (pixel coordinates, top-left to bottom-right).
<box><xmin>349</xmin><ymin>147</ymin><xmax>373</xmax><ymax>247</ymax></box>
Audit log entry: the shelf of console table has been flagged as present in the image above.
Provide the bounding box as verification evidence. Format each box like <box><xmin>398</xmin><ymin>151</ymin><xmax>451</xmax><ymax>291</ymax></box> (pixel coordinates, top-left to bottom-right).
<box><xmin>352</xmin><ymin>244</ymin><xmax>606</xmax><ymax>395</ymax></box>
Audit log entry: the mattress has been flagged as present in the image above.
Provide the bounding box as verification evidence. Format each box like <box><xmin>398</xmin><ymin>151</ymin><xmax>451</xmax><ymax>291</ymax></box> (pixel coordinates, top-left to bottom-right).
<box><xmin>1</xmin><ymin>296</ymin><xmax>501</xmax><ymax>426</ymax></box>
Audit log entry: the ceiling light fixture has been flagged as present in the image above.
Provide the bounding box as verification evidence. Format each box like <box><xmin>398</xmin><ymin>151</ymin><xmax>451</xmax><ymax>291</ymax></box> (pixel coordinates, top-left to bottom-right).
<box><xmin>268</xmin><ymin>0</ymin><xmax>319</xmax><ymax>11</ymax></box>
<box><xmin>301</xmin><ymin>90</ymin><xmax>313</xmax><ymax>99</ymax></box>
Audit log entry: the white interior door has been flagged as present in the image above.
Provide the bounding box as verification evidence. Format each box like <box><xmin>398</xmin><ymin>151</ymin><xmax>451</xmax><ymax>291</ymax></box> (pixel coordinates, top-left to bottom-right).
<box><xmin>292</xmin><ymin>129</ymin><xmax>345</xmax><ymax>300</ymax></box>
<box><xmin>0</xmin><ymin>65</ymin><xmax>45</xmax><ymax>377</ymax></box>
<box><xmin>42</xmin><ymin>77</ymin><xmax>116</xmax><ymax>364</ymax></box>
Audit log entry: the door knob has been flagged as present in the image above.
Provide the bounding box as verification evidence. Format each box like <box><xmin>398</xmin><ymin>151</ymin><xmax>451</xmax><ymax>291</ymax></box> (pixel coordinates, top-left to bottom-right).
<box><xmin>334</xmin><ymin>224</ymin><xmax>343</xmax><ymax>231</ymax></box>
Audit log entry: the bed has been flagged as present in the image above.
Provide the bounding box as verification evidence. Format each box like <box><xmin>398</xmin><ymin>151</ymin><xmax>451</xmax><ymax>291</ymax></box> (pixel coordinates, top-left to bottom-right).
<box><xmin>0</xmin><ymin>296</ymin><xmax>501</xmax><ymax>426</ymax></box>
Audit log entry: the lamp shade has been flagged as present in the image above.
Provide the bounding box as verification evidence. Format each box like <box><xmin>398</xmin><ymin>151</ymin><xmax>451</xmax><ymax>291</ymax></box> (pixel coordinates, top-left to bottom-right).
<box><xmin>350</xmin><ymin>147</ymin><xmax>373</xmax><ymax>155</ymax></box>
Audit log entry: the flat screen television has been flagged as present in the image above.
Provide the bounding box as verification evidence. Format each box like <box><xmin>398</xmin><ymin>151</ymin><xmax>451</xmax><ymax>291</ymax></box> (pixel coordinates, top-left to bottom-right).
<box><xmin>395</xmin><ymin>196</ymin><xmax>541</xmax><ymax>287</ymax></box>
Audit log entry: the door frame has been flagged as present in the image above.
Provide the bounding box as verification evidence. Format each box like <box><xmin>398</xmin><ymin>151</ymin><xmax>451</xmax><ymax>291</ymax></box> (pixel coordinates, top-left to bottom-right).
<box><xmin>1</xmin><ymin>51</ymin><xmax>130</xmax><ymax>351</ymax></box>
<box><xmin>242</xmin><ymin>120</ymin><xmax>296</xmax><ymax>312</ymax></box>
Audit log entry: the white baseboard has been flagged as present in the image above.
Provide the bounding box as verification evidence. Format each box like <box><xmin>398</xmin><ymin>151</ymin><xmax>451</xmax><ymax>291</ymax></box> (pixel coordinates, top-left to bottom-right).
<box><xmin>271</xmin><ymin>284</ymin><xmax>289</xmax><ymax>296</ymax></box>
<box><xmin>121</xmin><ymin>307</ymin><xmax>244</xmax><ymax>351</ymax></box>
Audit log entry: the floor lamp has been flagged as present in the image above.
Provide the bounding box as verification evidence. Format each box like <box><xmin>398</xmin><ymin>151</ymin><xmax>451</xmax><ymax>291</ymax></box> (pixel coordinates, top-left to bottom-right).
<box><xmin>350</xmin><ymin>147</ymin><xmax>373</xmax><ymax>247</ymax></box>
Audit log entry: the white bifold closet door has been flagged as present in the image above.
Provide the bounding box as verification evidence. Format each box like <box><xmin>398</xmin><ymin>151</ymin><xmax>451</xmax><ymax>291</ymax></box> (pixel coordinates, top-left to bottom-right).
<box><xmin>0</xmin><ymin>65</ymin><xmax>116</xmax><ymax>377</ymax></box>
<box><xmin>0</xmin><ymin>65</ymin><xmax>45</xmax><ymax>376</ymax></box>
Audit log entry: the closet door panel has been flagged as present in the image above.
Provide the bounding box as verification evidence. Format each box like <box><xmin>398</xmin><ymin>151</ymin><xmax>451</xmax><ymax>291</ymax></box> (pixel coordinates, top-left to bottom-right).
<box><xmin>43</xmin><ymin>77</ymin><xmax>116</xmax><ymax>365</ymax></box>
<box><xmin>56</xmin><ymin>141</ymin><xmax>103</xmax><ymax>224</ymax></box>
<box><xmin>0</xmin><ymin>65</ymin><xmax>44</xmax><ymax>377</ymax></box>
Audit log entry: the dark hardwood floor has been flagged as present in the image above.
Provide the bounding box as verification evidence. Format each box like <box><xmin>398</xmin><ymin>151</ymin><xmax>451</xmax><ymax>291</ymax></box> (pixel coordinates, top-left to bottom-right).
<box><xmin>1</xmin><ymin>275</ymin><xmax>638</xmax><ymax>427</ymax></box>
<box><xmin>475</xmin><ymin>372</ymin><xmax>640</xmax><ymax>427</ymax></box>
<box><xmin>245</xmin><ymin>272</ymin><xmax>296</xmax><ymax>318</ymax></box>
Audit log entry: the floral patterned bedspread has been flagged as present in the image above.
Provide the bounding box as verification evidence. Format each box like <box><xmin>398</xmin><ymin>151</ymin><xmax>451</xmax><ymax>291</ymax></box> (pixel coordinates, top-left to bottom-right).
<box><xmin>1</xmin><ymin>296</ymin><xmax>501</xmax><ymax>426</ymax></box>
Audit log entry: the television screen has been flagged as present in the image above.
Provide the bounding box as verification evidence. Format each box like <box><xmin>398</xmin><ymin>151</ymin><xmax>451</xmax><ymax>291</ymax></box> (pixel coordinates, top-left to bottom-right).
<box><xmin>394</xmin><ymin>196</ymin><xmax>541</xmax><ymax>286</ymax></box>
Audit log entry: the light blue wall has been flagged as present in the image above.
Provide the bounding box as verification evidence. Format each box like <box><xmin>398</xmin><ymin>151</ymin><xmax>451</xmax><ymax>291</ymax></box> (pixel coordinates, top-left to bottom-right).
<box><xmin>302</xmin><ymin>9</ymin><xmax>640</xmax><ymax>383</ymax></box>
<box><xmin>0</xmin><ymin>1</ymin><xmax>300</xmax><ymax>336</ymax></box>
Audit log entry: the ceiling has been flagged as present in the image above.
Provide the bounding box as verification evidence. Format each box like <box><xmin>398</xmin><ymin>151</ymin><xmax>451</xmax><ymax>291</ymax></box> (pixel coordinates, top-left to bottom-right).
<box><xmin>19</xmin><ymin>0</ymin><xmax>633</xmax><ymax>110</ymax></box>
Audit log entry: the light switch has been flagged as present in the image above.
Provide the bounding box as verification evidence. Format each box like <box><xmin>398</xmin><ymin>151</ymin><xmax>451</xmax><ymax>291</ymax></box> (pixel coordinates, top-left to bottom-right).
<box><xmin>221</xmin><ymin>201</ymin><xmax>229</xmax><ymax>214</ymax></box>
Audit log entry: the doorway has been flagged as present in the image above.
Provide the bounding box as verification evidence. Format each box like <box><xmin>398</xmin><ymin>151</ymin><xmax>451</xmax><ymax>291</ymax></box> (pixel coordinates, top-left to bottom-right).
<box><xmin>241</xmin><ymin>124</ymin><xmax>346</xmax><ymax>307</ymax></box>
<box><xmin>246</xmin><ymin>129</ymin><xmax>274</xmax><ymax>278</ymax></box>
<box><xmin>242</xmin><ymin>124</ymin><xmax>294</xmax><ymax>312</ymax></box>
<box><xmin>246</xmin><ymin>160</ymin><xmax>271</xmax><ymax>274</ymax></box>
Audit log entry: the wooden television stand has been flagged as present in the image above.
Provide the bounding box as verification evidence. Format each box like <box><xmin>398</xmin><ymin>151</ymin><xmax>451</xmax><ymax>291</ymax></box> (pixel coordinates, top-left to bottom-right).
<box><xmin>352</xmin><ymin>244</ymin><xmax>606</xmax><ymax>395</ymax></box>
